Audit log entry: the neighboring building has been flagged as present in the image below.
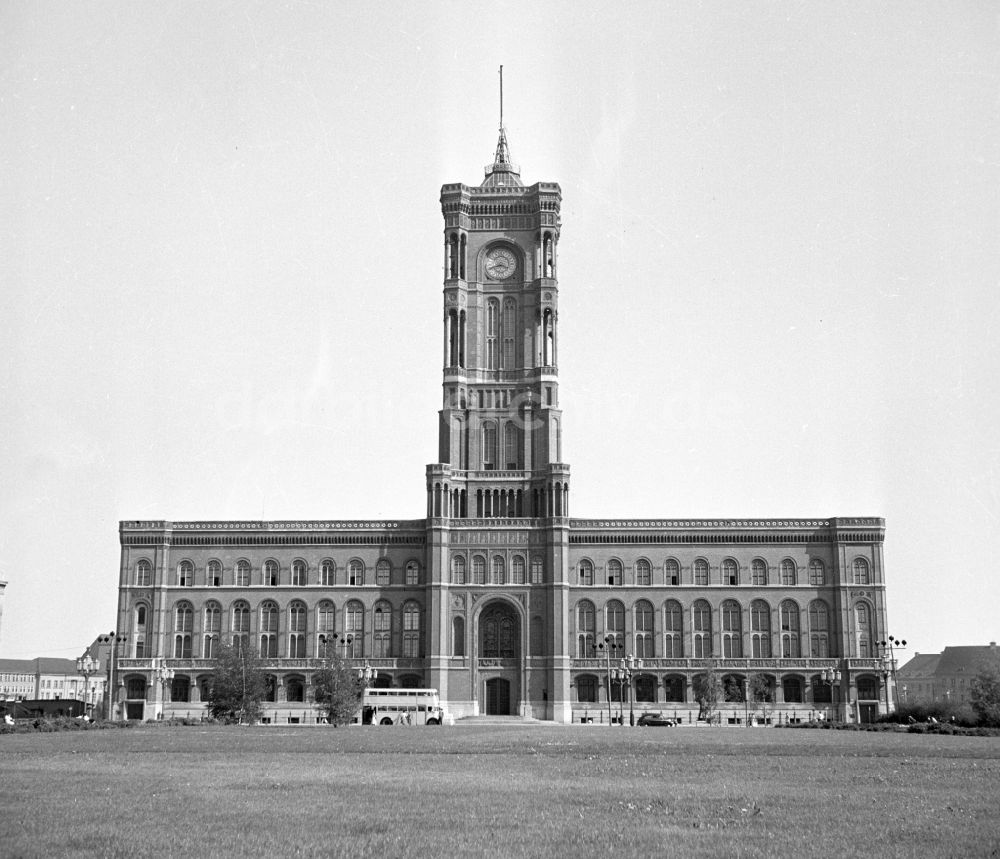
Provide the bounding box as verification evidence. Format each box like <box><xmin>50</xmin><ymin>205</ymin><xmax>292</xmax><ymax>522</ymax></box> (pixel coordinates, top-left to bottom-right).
<box><xmin>0</xmin><ymin>657</ymin><xmax>105</xmax><ymax>714</ymax></box>
<box><xmin>114</xmin><ymin>122</ymin><xmax>890</xmax><ymax>724</ymax></box>
<box><xmin>897</xmin><ymin>643</ymin><xmax>999</xmax><ymax>706</ymax></box>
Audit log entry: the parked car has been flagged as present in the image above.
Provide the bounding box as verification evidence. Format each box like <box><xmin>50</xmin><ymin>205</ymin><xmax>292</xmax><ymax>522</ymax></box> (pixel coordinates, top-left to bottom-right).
<box><xmin>637</xmin><ymin>712</ymin><xmax>677</xmax><ymax>727</ymax></box>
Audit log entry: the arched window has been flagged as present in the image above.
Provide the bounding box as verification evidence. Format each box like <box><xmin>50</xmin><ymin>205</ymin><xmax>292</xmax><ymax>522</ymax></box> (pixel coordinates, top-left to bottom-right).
<box><xmin>344</xmin><ymin>601</ymin><xmax>364</xmax><ymax>657</ymax></box>
<box><xmin>260</xmin><ymin>601</ymin><xmax>279</xmax><ymax>658</ymax></box>
<box><xmin>178</xmin><ymin>560</ymin><xmax>193</xmax><ymax>587</ymax></box>
<box><xmin>321</xmin><ymin>559</ymin><xmax>336</xmax><ymax>587</ymax></box>
<box><xmin>693</xmin><ymin>599</ymin><xmax>712</xmax><ymax>658</ymax></box>
<box><xmin>235</xmin><ymin>560</ymin><xmax>250</xmax><ymax>588</ymax></box>
<box><xmin>530</xmin><ymin>556</ymin><xmax>543</xmax><ymax>584</ymax></box>
<box><xmin>405</xmin><ymin>561</ymin><xmax>420</xmax><ymax>586</ymax></box>
<box><xmin>403</xmin><ymin>602</ymin><xmax>421</xmax><ymax>657</ymax></box>
<box><xmin>288</xmin><ymin>602</ymin><xmax>307</xmax><ymax>658</ymax></box>
<box><xmin>207</xmin><ymin>560</ymin><xmax>222</xmax><ymax>587</ymax></box>
<box><xmin>579</xmin><ymin>559</ymin><xmax>594</xmax><ymax>587</ymax></box>
<box><xmin>751</xmin><ymin>559</ymin><xmax>768</xmax><ymax>586</ymax></box>
<box><xmin>636</xmin><ymin>559</ymin><xmax>651</xmax><ymax>587</ymax></box>
<box><xmin>482</xmin><ymin>421</ymin><xmax>498</xmax><ymax>469</ymax></box>
<box><xmin>635</xmin><ymin>675</ymin><xmax>656</xmax><ymax>703</ymax></box>
<box><xmin>133</xmin><ymin>604</ymin><xmax>148</xmax><ymax>658</ymax></box>
<box><xmin>501</xmin><ymin>298</ymin><xmax>516</xmax><ymax>370</ymax></box>
<box><xmin>452</xmin><ymin>616</ymin><xmax>465</xmax><ymax>657</ymax></box>
<box><xmin>232</xmin><ymin>601</ymin><xmax>250</xmax><ymax>652</ymax></box>
<box><xmin>286</xmin><ymin>677</ymin><xmax>304</xmax><ymax>703</ymax></box>
<box><xmin>452</xmin><ymin>555</ymin><xmax>466</xmax><ymax>585</ymax></box>
<box><xmin>634</xmin><ymin>600</ymin><xmax>654</xmax><ymax>658</ymax></box>
<box><xmin>750</xmin><ymin>600</ymin><xmax>771</xmax><ymax>658</ymax></box>
<box><xmin>170</xmin><ymin>675</ymin><xmax>190</xmax><ymax>703</ymax></box>
<box><xmin>577</xmin><ymin>600</ymin><xmax>595</xmax><ymax>657</ymax></box>
<box><xmin>694</xmin><ymin>559</ymin><xmax>709</xmax><ymax>586</ymax></box>
<box><xmin>264</xmin><ymin>560</ymin><xmax>279</xmax><ymax>587</ymax></box>
<box><xmin>173</xmin><ymin>602</ymin><xmax>193</xmax><ymax>658</ymax></box>
<box><xmin>472</xmin><ymin>556</ymin><xmax>485</xmax><ymax>585</ymax></box>
<box><xmin>349</xmin><ymin>560</ymin><xmax>364</xmax><ymax>587</ymax></box>
<box><xmin>853</xmin><ymin>558</ymin><xmax>870</xmax><ymax>585</ymax></box>
<box><xmin>504</xmin><ymin>421</ymin><xmax>521</xmax><ymax>469</ymax></box>
<box><xmin>486</xmin><ymin>298</ymin><xmax>500</xmax><ymax>370</ymax></box>
<box><xmin>576</xmin><ymin>675</ymin><xmax>598</xmax><ymax>703</ymax></box>
<box><xmin>809</xmin><ymin>600</ymin><xmax>829</xmax><ymax>657</ymax></box>
<box><xmin>722</xmin><ymin>599</ymin><xmax>742</xmax><ymax>658</ymax></box>
<box><xmin>126</xmin><ymin>677</ymin><xmax>146</xmax><ymax>700</ymax></box>
<box><xmin>722</xmin><ymin>559</ymin><xmax>739</xmax><ymax>586</ymax></box>
<box><xmin>780</xmin><ymin>600</ymin><xmax>800</xmax><ymax>657</ymax></box>
<box><xmin>783</xmin><ymin>676</ymin><xmax>803</xmax><ymax>703</ymax></box>
<box><xmin>855</xmin><ymin>602</ymin><xmax>873</xmax><ymax>658</ymax></box>
<box><xmin>512</xmin><ymin>556</ymin><xmax>525</xmax><ymax>585</ymax></box>
<box><xmin>376</xmin><ymin>559</ymin><xmax>391</xmax><ymax>587</ymax></box>
<box><xmin>663</xmin><ymin>675</ymin><xmax>685</xmax><ymax>702</ymax></box>
<box><xmin>204</xmin><ymin>602</ymin><xmax>221</xmax><ymax>659</ymax></box>
<box><xmin>373</xmin><ymin>601</ymin><xmax>392</xmax><ymax>658</ymax></box>
<box><xmin>607</xmin><ymin>559</ymin><xmax>623</xmax><ymax>587</ymax></box>
<box><xmin>317</xmin><ymin>601</ymin><xmax>336</xmax><ymax>653</ymax></box>
<box><xmin>292</xmin><ymin>560</ymin><xmax>307</xmax><ymax>587</ymax></box>
<box><xmin>808</xmin><ymin>559</ymin><xmax>825</xmax><ymax>586</ymax></box>
<box><xmin>606</xmin><ymin>600</ymin><xmax>625</xmax><ymax>651</ymax></box>
<box><xmin>135</xmin><ymin>559</ymin><xmax>151</xmax><ymax>587</ymax></box>
<box><xmin>665</xmin><ymin>558</ymin><xmax>680</xmax><ymax>585</ymax></box>
<box><xmin>780</xmin><ymin>559</ymin><xmax>797</xmax><ymax>586</ymax></box>
<box><xmin>664</xmin><ymin>600</ymin><xmax>683</xmax><ymax>658</ymax></box>
<box><xmin>492</xmin><ymin>556</ymin><xmax>505</xmax><ymax>585</ymax></box>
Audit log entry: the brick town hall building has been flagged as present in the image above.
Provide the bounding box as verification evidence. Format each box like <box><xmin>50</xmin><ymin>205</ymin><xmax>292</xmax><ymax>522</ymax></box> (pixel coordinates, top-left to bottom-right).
<box><xmin>114</xmin><ymin>125</ymin><xmax>890</xmax><ymax>725</ymax></box>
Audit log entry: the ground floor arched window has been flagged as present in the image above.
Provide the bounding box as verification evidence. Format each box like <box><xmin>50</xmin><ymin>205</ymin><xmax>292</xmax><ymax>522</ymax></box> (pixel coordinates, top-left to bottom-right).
<box><xmin>663</xmin><ymin>675</ymin><xmax>685</xmax><ymax>702</ymax></box>
<box><xmin>782</xmin><ymin>676</ymin><xmax>803</xmax><ymax>703</ymax></box>
<box><xmin>635</xmin><ymin>675</ymin><xmax>656</xmax><ymax>702</ymax></box>
<box><xmin>170</xmin><ymin>675</ymin><xmax>190</xmax><ymax>703</ymax></box>
<box><xmin>286</xmin><ymin>677</ymin><xmax>304</xmax><ymax>703</ymax></box>
<box><xmin>576</xmin><ymin>675</ymin><xmax>597</xmax><ymax>703</ymax></box>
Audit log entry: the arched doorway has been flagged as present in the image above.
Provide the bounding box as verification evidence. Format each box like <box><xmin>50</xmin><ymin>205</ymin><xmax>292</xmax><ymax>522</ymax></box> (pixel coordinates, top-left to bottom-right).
<box><xmin>477</xmin><ymin>600</ymin><xmax>521</xmax><ymax>716</ymax></box>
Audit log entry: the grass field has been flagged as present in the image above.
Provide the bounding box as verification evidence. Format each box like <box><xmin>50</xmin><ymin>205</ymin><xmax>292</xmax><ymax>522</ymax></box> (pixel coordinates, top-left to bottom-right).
<box><xmin>2</xmin><ymin>725</ymin><xmax>998</xmax><ymax>858</ymax></box>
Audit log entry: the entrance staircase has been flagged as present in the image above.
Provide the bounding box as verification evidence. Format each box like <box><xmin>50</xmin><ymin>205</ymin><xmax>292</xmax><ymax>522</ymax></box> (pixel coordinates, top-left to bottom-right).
<box><xmin>454</xmin><ymin>714</ymin><xmax>555</xmax><ymax>727</ymax></box>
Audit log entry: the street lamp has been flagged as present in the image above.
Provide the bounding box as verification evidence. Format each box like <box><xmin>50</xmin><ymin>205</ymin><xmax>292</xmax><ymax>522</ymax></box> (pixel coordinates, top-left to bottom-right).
<box><xmin>97</xmin><ymin>631</ymin><xmax>128</xmax><ymax>721</ymax></box>
<box><xmin>152</xmin><ymin>658</ymin><xmax>175</xmax><ymax>720</ymax></box>
<box><xmin>743</xmin><ymin>676</ymin><xmax>750</xmax><ymax>727</ymax></box>
<box><xmin>820</xmin><ymin>667</ymin><xmax>842</xmax><ymax>720</ymax></box>
<box><xmin>356</xmin><ymin>662</ymin><xmax>378</xmax><ymax>687</ymax></box>
<box><xmin>877</xmin><ymin>635</ymin><xmax>907</xmax><ymax>713</ymax></box>
<box><xmin>612</xmin><ymin>655</ymin><xmax>640</xmax><ymax>726</ymax></box>
<box><xmin>75</xmin><ymin>654</ymin><xmax>100</xmax><ymax>718</ymax></box>
<box><xmin>590</xmin><ymin>636</ymin><xmax>621</xmax><ymax>725</ymax></box>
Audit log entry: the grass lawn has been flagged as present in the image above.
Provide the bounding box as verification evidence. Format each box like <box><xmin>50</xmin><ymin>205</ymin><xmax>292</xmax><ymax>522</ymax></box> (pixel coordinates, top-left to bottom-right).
<box><xmin>1</xmin><ymin>725</ymin><xmax>998</xmax><ymax>858</ymax></box>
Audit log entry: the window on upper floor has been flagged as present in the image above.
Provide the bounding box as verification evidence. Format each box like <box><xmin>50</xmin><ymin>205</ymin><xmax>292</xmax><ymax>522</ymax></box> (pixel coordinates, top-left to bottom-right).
<box><xmin>349</xmin><ymin>560</ymin><xmax>364</xmax><ymax>587</ymax></box>
<box><xmin>402</xmin><ymin>601</ymin><xmax>421</xmax><ymax>658</ymax></box>
<box><xmin>405</xmin><ymin>561</ymin><xmax>420</xmax><ymax>586</ymax></box>
<box><xmin>291</xmin><ymin>560</ymin><xmax>307</xmax><ymax>587</ymax></box>
<box><xmin>751</xmin><ymin>559</ymin><xmax>768</xmax><ymax>586</ymax></box>
<box><xmin>530</xmin><ymin>556</ymin><xmax>543</xmax><ymax>584</ymax></box>
<box><xmin>607</xmin><ymin>559</ymin><xmax>623</xmax><ymax>587</ymax></box>
<box><xmin>781</xmin><ymin>559</ymin><xmax>797</xmax><ymax>586</ymax></box>
<box><xmin>207</xmin><ymin>560</ymin><xmax>222</xmax><ymax>587</ymax></box>
<box><xmin>809</xmin><ymin>559</ymin><xmax>825</xmax><ymax>586</ymax></box>
<box><xmin>135</xmin><ymin>560</ymin><xmax>151</xmax><ymax>587</ymax></box>
<box><xmin>235</xmin><ymin>560</ymin><xmax>250</xmax><ymax>588</ymax></box>
<box><xmin>178</xmin><ymin>560</ymin><xmax>193</xmax><ymax>587</ymax></box>
<box><xmin>264</xmin><ymin>560</ymin><xmax>279</xmax><ymax>587</ymax></box>
<box><xmin>751</xmin><ymin>599</ymin><xmax>771</xmax><ymax>658</ymax></box>
<box><xmin>722</xmin><ymin>599</ymin><xmax>742</xmax><ymax>658</ymax></box>
<box><xmin>579</xmin><ymin>560</ymin><xmax>594</xmax><ymax>587</ymax></box>
<box><xmin>635</xmin><ymin>559</ymin><xmax>651</xmax><ymax>587</ymax></box>
<box><xmin>853</xmin><ymin>558</ymin><xmax>870</xmax><ymax>585</ymax></box>
<box><xmin>376</xmin><ymin>559</ymin><xmax>391</xmax><ymax>587</ymax></box>
<box><xmin>694</xmin><ymin>559</ymin><xmax>709</xmax><ymax>586</ymax></box>
<box><xmin>665</xmin><ymin>558</ymin><xmax>680</xmax><ymax>586</ymax></box>
<box><xmin>452</xmin><ymin>556</ymin><xmax>466</xmax><ymax>585</ymax></box>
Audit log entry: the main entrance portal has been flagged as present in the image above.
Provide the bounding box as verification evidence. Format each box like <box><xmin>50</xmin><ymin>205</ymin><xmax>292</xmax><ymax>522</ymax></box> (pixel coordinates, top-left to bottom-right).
<box><xmin>478</xmin><ymin>601</ymin><xmax>520</xmax><ymax>716</ymax></box>
<box><xmin>486</xmin><ymin>678</ymin><xmax>511</xmax><ymax>715</ymax></box>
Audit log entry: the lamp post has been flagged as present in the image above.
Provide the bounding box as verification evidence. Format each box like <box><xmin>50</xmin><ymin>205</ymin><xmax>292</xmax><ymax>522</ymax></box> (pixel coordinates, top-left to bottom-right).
<box><xmin>356</xmin><ymin>662</ymin><xmax>378</xmax><ymax>688</ymax></box>
<box><xmin>152</xmin><ymin>658</ymin><xmax>175</xmax><ymax>720</ymax></box>
<box><xmin>75</xmin><ymin>654</ymin><xmax>100</xmax><ymax>718</ymax></box>
<box><xmin>613</xmin><ymin>654</ymin><xmax>640</xmax><ymax>726</ymax></box>
<box><xmin>877</xmin><ymin>635</ymin><xmax>907</xmax><ymax>714</ymax></box>
<box><xmin>820</xmin><ymin>667</ymin><xmax>842</xmax><ymax>720</ymax></box>
<box><xmin>591</xmin><ymin>636</ymin><xmax>620</xmax><ymax>725</ymax></box>
<box><xmin>97</xmin><ymin>631</ymin><xmax>128</xmax><ymax>721</ymax></box>
<box><xmin>743</xmin><ymin>676</ymin><xmax>750</xmax><ymax>727</ymax></box>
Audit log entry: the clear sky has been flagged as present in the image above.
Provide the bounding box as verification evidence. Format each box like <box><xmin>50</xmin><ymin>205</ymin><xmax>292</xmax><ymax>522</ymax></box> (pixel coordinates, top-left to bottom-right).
<box><xmin>2</xmin><ymin>2</ymin><xmax>997</xmax><ymax>660</ymax></box>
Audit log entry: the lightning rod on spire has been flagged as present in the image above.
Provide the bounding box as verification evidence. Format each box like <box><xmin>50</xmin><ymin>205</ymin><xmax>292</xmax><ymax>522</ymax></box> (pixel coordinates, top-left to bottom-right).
<box><xmin>499</xmin><ymin>65</ymin><xmax>504</xmax><ymax>129</ymax></box>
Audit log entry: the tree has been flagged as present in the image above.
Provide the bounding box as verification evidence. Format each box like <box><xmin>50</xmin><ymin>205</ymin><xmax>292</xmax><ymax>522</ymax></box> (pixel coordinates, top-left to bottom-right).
<box><xmin>748</xmin><ymin>674</ymin><xmax>773</xmax><ymax>723</ymax></box>
<box><xmin>312</xmin><ymin>649</ymin><xmax>363</xmax><ymax>726</ymax></box>
<box><xmin>206</xmin><ymin>641</ymin><xmax>268</xmax><ymax>724</ymax></box>
<box><xmin>693</xmin><ymin>672</ymin><xmax>724</xmax><ymax>722</ymax></box>
<box><xmin>971</xmin><ymin>656</ymin><xmax>1000</xmax><ymax>727</ymax></box>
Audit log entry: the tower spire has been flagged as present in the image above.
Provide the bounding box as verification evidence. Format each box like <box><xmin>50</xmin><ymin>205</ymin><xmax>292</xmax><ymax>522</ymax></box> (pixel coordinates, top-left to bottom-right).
<box><xmin>483</xmin><ymin>65</ymin><xmax>521</xmax><ymax>187</ymax></box>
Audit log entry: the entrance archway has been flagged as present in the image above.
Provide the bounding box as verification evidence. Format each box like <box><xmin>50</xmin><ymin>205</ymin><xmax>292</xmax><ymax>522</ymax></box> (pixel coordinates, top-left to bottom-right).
<box><xmin>476</xmin><ymin>600</ymin><xmax>521</xmax><ymax>716</ymax></box>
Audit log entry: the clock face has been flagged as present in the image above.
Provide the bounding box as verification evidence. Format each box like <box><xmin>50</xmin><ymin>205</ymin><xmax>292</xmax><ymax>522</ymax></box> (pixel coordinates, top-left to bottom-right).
<box><xmin>485</xmin><ymin>247</ymin><xmax>516</xmax><ymax>280</ymax></box>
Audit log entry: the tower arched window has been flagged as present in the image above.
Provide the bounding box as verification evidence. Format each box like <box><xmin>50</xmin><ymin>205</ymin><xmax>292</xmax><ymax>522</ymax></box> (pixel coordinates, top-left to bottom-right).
<box><xmin>344</xmin><ymin>601</ymin><xmax>364</xmax><ymax>658</ymax></box>
<box><xmin>373</xmin><ymin>601</ymin><xmax>392</xmax><ymax>658</ymax></box>
<box><xmin>133</xmin><ymin>603</ymin><xmax>148</xmax><ymax>658</ymax></box>
<box><xmin>780</xmin><ymin>559</ymin><xmax>797</xmax><ymax>586</ymax></box>
<box><xmin>291</xmin><ymin>560</ymin><xmax>307</xmax><ymax>587</ymax></box>
<box><xmin>402</xmin><ymin>601</ymin><xmax>421</xmax><ymax>658</ymax></box>
<box><xmin>321</xmin><ymin>559</ymin><xmax>336</xmax><ymax>587</ymax></box>
<box><xmin>512</xmin><ymin>555</ymin><xmax>525</xmax><ymax>585</ymax></box>
<box><xmin>486</xmin><ymin>299</ymin><xmax>499</xmax><ymax>371</ymax></box>
<box><xmin>235</xmin><ymin>560</ymin><xmax>250</xmax><ymax>588</ymax></box>
<box><xmin>178</xmin><ymin>560</ymin><xmax>193</xmax><ymax>587</ymax></box>
<box><xmin>376</xmin><ymin>559</ymin><xmax>391</xmax><ymax>587</ymax></box>
<box><xmin>204</xmin><ymin>602</ymin><xmax>221</xmax><ymax>659</ymax></box>
<box><xmin>173</xmin><ymin>602</ymin><xmax>193</xmax><ymax>658</ymax></box>
<box><xmin>530</xmin><ymin>556</ymin><xmax>544</xmax><ymax>584</ymax></box>
<box><xmin>855</xmin><ymin>602</ymin><xmax>873</xmax><ymax>658</ymax></box>
<box><xmin>808</xmin><ymin>559</ymin><xmax>825</xmax><ymax>586</ymax></box>
<box><xmin>693</xmin><ymin>600</ymin><xmax>712</xmax><ymax>658</ymax></box>
<box><xmin>750</xmin><ymin>599</ymin><xmax>771</xmax><ymax>658</ymax></box>
<box><xmin>636</xmin><ymin>559</ymin><xmax>651</xmax><ymax>587</ymax></box>
<box><xmin>577</xmin><ymin>600</ymin><xmax>595</xmax><ymax>657</ymax></box>
<box><xmin>853</xmin><ymin>558</ymin><xmax>870</xmax><ymax>585</ymax></box>
<box><xmin>504</xmin><ymin>422</ymin><xmax>521</xmax><ymax>470</ymax></box>
<box><xmin>607</xmin><ymin>559</ymin><xmax>623</xmax><ymax>587</ymax></box>
<box><xmin>751</xmin><ymin>559</ymin><xmax>768</xmax><ymax>586</ymax></box>
<box><xmin>453</xmin><ymin>616</ymin><xmax>465</xmax><ymax>657</ymax></box>
<box><xmin>809</xmin><ymin>599</ymin><xmax>830</xmax><ymax>657</ymax></box>
<box><xmin>135</xmin><ymin>559</ymin><xmax>151</xmax><ymax>587</ymax></box>
<box><xmin>492</xmin><ymin>555</ymin><xmax>505</xmax><ymax>585</ymax></box>
<box><xmin>579</xmin><ymin>559</ymin><xmax>594</xmax><ymax>587</ymax></box>
<box><xmin>288</xmin><ymin>602</ymin><xmax>307</xmax><ymax>658</ymax></box>
<box><xmin>606</xmin><ymin>600</ymin><xmax>625</xmax><ymax>652</ymax></box>
<box><xmin>451</xmin><ymin>555</ymin><xmax>466</xmax><ymax>585</ymax></box>
<box><xmin>472</xmin><ymin>555</ymin><xmax>485</xmax><ymax>585</ymax></box>
<box><xmin>501</xmin><ymin>297</ymin><xmax>516</xmax><ymax>369</ymax></box>
<box><xmin>722</xmin><ymin>599</ymin><xmax>742</xmax><ymax>658</ymax></box>
<box><xmin>232</xmin><ymin>601</ymin><xmax>250</xmax><ymax>653</ymax></box>
<box><xmin>665</xmin><ymin>558</ymin><xmax>680</xmax><ymax>585</ymax></box>
<box><xmin>260</xmin><ymin>601</ymin><xmax>279</xmax><ymax>658</ymax></box>
<box><xmin>634</xmin><ymin>600</ymin><xmax>654</xmax><ymax>658</ymax></box>
<box><xmin>482</xmin><ymin>421</ymin><xmax>498</xmax><ymax>470</ymax></box>
<box><xmin>780</xmin><ymin>600</ymin><xmax>800</xmax><ymax>657</ymax></box>
<box><xmin>664</xmin><ymin>600</ymin><xmax>683</xmax><ymax>657</ymax></box>
<box><xmin>694</xmin><ymin>559</ymin><xmax>709</xmax><ymax>586</ymax></box>
<box><xmin>722</xmin><ymin>559</ymin><xmax>739</xmax><ymax>586</ymax></box>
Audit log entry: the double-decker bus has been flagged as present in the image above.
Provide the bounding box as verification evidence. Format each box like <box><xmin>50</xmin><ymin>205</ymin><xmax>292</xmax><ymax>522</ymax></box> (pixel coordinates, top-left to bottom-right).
<box><xmin>358</xmin><ymin>688</ymin><xmax>445</xmax><ymax>726</ymax></box>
